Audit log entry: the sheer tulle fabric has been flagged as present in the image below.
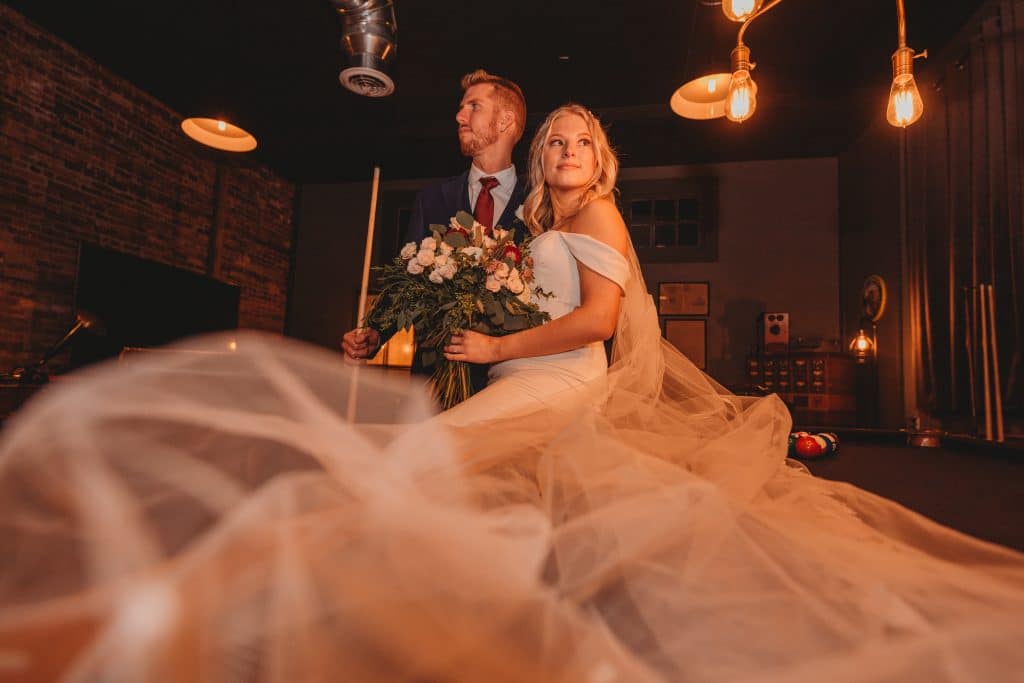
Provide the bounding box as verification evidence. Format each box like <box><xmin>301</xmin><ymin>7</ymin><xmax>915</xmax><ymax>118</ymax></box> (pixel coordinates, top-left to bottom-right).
<box><xmin>2</xmin><ymin>242</ymin><xmax>1024</xmax><ymax>681</ymax></box>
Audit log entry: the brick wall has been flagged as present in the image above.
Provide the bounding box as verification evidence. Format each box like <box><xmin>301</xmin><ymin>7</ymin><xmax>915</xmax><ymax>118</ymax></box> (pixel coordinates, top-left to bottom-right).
<box><xmin>0</xmin><ymin>6</ymin><xmax>295</xmax><ymax>374</ymax></box>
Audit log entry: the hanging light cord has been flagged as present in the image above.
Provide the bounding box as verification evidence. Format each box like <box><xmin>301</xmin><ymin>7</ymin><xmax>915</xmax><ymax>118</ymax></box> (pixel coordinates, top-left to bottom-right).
<box><xmin>896</xmin><ymin>0</ymin><xmax>907</xmax><ymax>48</ymax></box>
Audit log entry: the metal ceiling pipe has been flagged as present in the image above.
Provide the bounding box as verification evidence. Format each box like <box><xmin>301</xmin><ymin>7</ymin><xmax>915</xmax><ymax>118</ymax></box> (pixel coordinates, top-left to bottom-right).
<box><xmin>329</xmin><ymin>0</ymin><xmax>397</xmax><ymax>97</ymax></box>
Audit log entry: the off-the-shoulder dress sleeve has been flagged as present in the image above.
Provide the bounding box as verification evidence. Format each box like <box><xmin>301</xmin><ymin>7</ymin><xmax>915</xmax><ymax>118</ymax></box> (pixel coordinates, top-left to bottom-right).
<box><xmin>559</xmin><ymin>232</ymin><xmax>630</xmax><ymax>294</ymax></box>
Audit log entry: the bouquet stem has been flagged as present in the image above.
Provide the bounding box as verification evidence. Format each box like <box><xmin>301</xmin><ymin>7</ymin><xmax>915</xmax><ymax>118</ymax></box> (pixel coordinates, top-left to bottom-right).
<box><xmin>430</xmin><ymin>359</ymin><xmax>473</xmax><ymax>410</ymax></box>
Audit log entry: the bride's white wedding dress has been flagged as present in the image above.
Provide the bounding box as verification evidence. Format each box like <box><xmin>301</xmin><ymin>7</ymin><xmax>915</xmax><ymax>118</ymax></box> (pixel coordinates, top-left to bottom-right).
<box><xmin>441</xmin><ymin>229</ymin><xmax>629</xmax><ymax>426</ymax></box>
<box><xmin>2</xmin><ymin>229</ymin><xmax>1024</xmax><ymax>682</ymax></box>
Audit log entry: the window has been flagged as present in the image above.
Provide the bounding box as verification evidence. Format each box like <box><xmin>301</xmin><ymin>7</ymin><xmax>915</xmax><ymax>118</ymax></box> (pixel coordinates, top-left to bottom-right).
<box><xmin>619</xmin><ymin>178</ymin><xmax>718</xmax><ymax>262</ymax></box>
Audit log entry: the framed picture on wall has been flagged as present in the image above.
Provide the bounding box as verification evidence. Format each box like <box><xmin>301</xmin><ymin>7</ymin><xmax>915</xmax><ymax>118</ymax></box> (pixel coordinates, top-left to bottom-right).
<box><xmin>658</xmin><ymin>281</ymin><xmax>710</xmax><ymax>316</ymax></box>
<box><xmin>662</xmin><ymin>317</ymin><xmax>707</xmax><ymax>370</ymax></box>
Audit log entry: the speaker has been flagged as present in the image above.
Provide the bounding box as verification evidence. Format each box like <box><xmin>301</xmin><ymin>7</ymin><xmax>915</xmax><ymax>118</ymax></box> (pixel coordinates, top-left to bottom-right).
<box><xmin>761</xmin><ymin>312</ymin><xmax>789</xmax><ymax>352</ymax></box>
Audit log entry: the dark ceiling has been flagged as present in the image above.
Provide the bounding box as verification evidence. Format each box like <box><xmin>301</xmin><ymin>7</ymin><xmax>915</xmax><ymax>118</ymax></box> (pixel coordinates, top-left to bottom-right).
<box><xmin>7</xmin><ymin>0</ymin><xmax>986</xmax><ymax>183</ymax></box>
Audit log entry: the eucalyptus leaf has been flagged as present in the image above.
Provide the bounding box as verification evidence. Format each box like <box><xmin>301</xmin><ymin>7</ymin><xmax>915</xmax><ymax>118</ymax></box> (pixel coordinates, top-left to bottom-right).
<box><xmin>455</xmin><ymin>210</ymin><xmax>475</xmax><ymax>229</ymax></box>
<box><xmin>444</xmin><ymin>232</ymin><xmax>469</xmax><ymax>249</ymax></box>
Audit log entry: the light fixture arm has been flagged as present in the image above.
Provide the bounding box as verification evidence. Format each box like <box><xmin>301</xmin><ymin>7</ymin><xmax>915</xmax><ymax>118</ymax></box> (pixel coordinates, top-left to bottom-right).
<box><xmin>736</xmin><ymin>0</ymin><xmax>787</xmax><ymax>49</ymax></box>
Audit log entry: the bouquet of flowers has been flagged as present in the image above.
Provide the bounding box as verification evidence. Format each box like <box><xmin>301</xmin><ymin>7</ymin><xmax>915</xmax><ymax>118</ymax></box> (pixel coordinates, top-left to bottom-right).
<box><xmin>366</xmin><ymin>210</ymin><xmax>550</xmax><ymax>409</ymax></box>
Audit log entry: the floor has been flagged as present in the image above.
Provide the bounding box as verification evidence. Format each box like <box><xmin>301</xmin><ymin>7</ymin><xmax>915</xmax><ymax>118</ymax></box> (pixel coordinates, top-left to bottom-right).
<box><xmin>803</xmin><ymin>433</ymin><xmax>1024</xmax><ymax>552</ymax></box>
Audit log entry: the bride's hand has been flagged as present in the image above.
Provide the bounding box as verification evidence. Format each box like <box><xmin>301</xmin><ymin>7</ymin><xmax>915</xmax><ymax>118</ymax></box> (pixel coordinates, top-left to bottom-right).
<box><xmin>444</xmin><ymin>331</ymin><xmax>503</xmax><ymax>364</ymax></box>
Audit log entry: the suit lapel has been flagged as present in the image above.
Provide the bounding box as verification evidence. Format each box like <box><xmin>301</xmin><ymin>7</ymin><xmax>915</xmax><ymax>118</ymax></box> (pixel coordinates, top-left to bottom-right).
<box><xmin>496</xmin><ymin>177</ymin><xmax>528</xmax><ymax>238</ymax></box>
<box><xmin>495</xmin><ymin>178</ymin><xmax>528</xmax><ymax>233</ymax></box>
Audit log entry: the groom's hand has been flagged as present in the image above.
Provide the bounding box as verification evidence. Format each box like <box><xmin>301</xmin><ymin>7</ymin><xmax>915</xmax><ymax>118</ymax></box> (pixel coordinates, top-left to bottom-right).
<box><xmin>444</xmin><ymin>331</ymin><xmax>502</xmax><ymax>364</ymax></box>
<box><xmin>342</xmin><ymin>328</ymin><xmax>381</xmax><ymax>360</ymax></box>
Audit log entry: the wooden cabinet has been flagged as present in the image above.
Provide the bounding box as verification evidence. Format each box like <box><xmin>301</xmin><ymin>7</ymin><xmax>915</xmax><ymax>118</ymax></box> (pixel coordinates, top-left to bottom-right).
<box><xmin>746</xmin><ymin>352</ymin><xmax>857</xmax><ymax>427</ymax></box>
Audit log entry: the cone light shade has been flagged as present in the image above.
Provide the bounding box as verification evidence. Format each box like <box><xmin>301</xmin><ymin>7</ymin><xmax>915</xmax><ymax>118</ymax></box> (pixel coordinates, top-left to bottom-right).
<box><xmin>181</xmin><ymin>117</ymin><xmax>258</xmax><ymax>152</ymax></box>
<box><xmin>671</xmin><ymin>73</ymin><xmax>732</xmax><ymax>119</ymax></box>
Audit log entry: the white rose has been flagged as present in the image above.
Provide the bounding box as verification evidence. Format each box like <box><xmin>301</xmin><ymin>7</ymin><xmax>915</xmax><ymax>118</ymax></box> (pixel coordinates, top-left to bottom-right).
<box><xmin>416</xmin><ymin>249</ymin><xmax>435</xmax><ymax>266</ymax></box>
<box><xmin>482</xmin><ymin>236</ymin><xmax>497</xmax><ymax>250</ymax></box>
<box><xmin>420</xmin><ymin>236</ymin><xmax>437</xmax><ymax>251</ymax></box>
<box><xmin>434</xmin><ymin>253</ymin><xmax>449</xmax><ymax>267</ymax></box>
<box><xmin>494</xmin><ymin>262</ymin><xmax>510</xmax><ymax>279</ymax></box>
<box><xmin>515</xmin><ymin>204</ymin><xmax>525</xmax><ymax>222</ymax></box>
<box><xmin>407</xmin><ymin>259</ymin><xmax>424</xmax><ymax>275</ymax></box>
<box><xmin>439</xmin><ymin>263</ymin><xmax>457</xmax><ymax>279</ymax></box>
<box><xmin>517</xmin><ymin>286</ymin><xmax>531</xmax><ymax>304</ymax></box>
<box><xmin>439</xmin><ymin>242</ymin><xmax>453</xmax><ymax>255</ymax></box>
<box><xmin>460</xmin><ymin>246</ymin><xmax>483</xmax><ymax>261</ymax></box>
<box><xmin>428</xmin><ymin>269</ymin><xmax>445</xmax><ymax>284</ymax></box>
<box><xmin>485</xmin><ymin>275</ymin><xmax>502</xmax><ymax>292</ymax></box>
<box><xmin>399</xmin><ymin>241</ymin><xmax>417</xmax><ymax>260</ymax></box>
<box><xmin>506</xmin><ymin>268</ymin><xmax>525</xmax><ymax>294</ymax></box>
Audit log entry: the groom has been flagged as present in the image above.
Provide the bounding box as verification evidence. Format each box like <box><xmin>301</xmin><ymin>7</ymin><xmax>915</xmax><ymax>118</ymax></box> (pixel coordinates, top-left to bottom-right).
<box><xmin>341</xmin><ymin>69</ymin><xmax>529</xmax><ymax>391</ymax></box>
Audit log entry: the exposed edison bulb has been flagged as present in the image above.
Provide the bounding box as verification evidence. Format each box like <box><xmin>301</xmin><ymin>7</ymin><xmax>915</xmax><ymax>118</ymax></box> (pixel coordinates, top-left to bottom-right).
<box><xmin>722</xmin><ymin>0</ymin><xmax>764</xmax><ymax>22</ymax></box>
<box><xmin>726</xmin><ymin>70</ymin><xmax>757</xmax><ymax>122</ymax></box>
<box><xmin>886</xmin><ymin>73</ymin><xmax>924</xmax><ymax>127</ymax></box>
<box><xmin>848</xmin><ymin>329</ymin><xmax>875</xmax><ymax>362</ymax></box>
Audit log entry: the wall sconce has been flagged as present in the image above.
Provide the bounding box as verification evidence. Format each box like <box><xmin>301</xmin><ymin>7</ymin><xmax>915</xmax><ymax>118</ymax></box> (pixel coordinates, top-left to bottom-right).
<box><xmin>849</xmin><ymin>322</ymin><xmax>877</xmax><ymax>364</ymax></box>
<box><xmin>849</xmin><ymin>275</ymin><xmax>887</xmax><ymax>364</ymax></box>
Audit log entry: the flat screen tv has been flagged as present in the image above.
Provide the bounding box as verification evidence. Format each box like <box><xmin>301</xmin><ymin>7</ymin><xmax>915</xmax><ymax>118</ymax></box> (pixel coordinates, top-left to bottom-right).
<box><xmin>70</xmin><ymin>243</ymin><xmax>241</xmax><ymax>369</ymax></box>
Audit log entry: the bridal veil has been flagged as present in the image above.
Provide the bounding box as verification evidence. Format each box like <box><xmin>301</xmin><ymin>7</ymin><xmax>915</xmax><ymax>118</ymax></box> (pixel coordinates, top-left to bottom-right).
<box><xmin>2</xmin><ymin>242</ymin><xmax>1024</xmax><ymax>682</ymax></box>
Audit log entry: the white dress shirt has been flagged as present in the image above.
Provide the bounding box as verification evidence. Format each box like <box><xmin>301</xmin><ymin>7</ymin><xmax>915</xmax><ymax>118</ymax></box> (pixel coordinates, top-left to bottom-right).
<box><xmin>468</xmin><ymin>164</ymin><xmax>517</xmax><ymax>226</ymax></box>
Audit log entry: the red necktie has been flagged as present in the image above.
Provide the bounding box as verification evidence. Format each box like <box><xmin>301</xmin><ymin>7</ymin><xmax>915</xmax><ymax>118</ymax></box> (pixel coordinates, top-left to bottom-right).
<box><xmin>473</xmin><ymin>176</ymin><xmax>500</xmax><ymax>229</ymax></box>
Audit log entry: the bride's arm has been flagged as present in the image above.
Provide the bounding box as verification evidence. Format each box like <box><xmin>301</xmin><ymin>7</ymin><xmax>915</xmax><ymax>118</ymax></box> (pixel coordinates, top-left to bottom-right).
<box><xmin>445</xmin><ymin>199</ymin><xmax>629</xmax><ymax>364</ymax></box>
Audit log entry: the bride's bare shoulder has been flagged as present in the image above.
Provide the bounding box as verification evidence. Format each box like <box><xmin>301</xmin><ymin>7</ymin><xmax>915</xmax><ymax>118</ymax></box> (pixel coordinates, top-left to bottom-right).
<box><xmin>572</xmin><ymin>198</ymin><xmax>628</xmax><ymax>256</ymax></box>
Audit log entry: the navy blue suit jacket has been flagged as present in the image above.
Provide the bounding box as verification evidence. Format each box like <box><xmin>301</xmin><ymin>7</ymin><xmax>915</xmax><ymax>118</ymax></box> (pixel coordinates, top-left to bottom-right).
<box><xmin>376</xmin><ymin>171</ymin><xmax>529</xmax><ymax>386</ymax></box>
<box><xmin>406</xmin><ymin>171</ymin><xmax>528</xmax><ymax>243</ymax></box>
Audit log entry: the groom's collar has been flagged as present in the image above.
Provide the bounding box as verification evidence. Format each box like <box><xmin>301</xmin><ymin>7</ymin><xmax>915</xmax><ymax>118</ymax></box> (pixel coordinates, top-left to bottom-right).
<box><xmin>469</xmin><ymin>163</ymin><xmax>517</xmax><ymax>189</ymax></box>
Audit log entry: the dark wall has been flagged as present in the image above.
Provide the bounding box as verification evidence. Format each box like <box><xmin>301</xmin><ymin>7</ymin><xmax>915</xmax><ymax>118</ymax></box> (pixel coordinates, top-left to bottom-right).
<box><xmin>289</xmin><ymin>178</ymin><xmax>427</xmax><ymax>351</ymax></box>
<box><xmin>627</xmin><ymin>159</ymin><xmax>840</xmax><ymax>387</ymax></box>
<box><xmin>838</xmin><ymin>119</ymin><xmax>904</xmax><ymax>429</ymax></box>
<box><xmin>0</xmin><ymin>6</ymin><xmax>295</xmax><ymax>373</ymax></box>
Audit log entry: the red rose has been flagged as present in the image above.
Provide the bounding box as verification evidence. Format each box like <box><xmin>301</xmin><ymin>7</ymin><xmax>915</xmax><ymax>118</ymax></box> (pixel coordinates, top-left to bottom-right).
<box><xmin>501</xmin><ymin>243</ymin><xmax>522</xmax><ymax>265</ymax></box>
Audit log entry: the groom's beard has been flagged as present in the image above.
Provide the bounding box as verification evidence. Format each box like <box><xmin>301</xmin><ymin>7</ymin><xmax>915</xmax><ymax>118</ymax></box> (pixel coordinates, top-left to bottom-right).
<box><xmin>459</xmin><ymin>118</ymin><xmax>500</xmax><ymax>157</ymax></box>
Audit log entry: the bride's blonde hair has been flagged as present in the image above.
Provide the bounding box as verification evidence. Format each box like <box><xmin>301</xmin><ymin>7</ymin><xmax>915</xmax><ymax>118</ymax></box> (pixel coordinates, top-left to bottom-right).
<box><xmin>522</xmin><ymin>104</ymin><xmax>619</xmax><ymax>235</ymax></box>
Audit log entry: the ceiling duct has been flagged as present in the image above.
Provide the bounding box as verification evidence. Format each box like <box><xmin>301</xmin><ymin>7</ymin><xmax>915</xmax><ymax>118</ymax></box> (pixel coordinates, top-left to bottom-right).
<box><xmin>329</xmin><ymin>0</ymin><xmax>397</xmax><ymax>97</ymax></box>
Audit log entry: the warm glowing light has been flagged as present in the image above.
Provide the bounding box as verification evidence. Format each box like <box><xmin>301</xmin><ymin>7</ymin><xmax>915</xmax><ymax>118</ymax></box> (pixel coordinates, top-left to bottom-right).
<box><xmin>886</xmin><ymin>74</ymin><xmax>924</xmax><ymax>127</ymax></box>
<box><xmin>722</xmin><ymin>0</ymin><xmax>764</xmax><ymax>22</ymax></box>
<box><xmin>848</xmin><ymin>329</ymin><xmax>875</xmax><ymax>363</ymax></box>
<box><xmin>180</xmin><ymin>117</ymin><xmax>257</xmax><ymax>152</ymax></box>
<box><xmin>670</xmin><ymin>73</ymin><xmax>731</xmax><ymax>120</ymax></box>
<box><xmin>228</xmin><ymin>340</ymin><xmax>238</xmax><ymax>351</ymax></box>
<box><xmin>726</xmin><ymin>70</ymin><xmax>757</xmax><ymax>123</ymax></box>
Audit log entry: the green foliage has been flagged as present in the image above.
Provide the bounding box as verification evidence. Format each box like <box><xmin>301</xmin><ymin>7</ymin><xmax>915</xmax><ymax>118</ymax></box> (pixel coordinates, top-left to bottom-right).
<box><xmin>365</xmin><ymin>216</ymin><xmax>551</xmax><ymax>409</ymax></box>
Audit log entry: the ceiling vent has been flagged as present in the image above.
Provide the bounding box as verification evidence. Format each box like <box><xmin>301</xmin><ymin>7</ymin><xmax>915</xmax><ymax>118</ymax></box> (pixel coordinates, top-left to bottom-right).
<box><xmin>329</xmin><ymin>0</ymin><xmax>397</xmax><ymax>97</ymax></box>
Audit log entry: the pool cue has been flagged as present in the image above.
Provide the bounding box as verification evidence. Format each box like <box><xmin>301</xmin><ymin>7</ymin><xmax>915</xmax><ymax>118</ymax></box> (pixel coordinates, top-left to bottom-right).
<box><xmin>987</xmin><ymin>284</ymin><xmax>1004</xmax><ymax>442</ymax></box>
<box><xmin>346</xmin><ymin>166</ymin><xmax>382</xmax><ymax>424</ymax></box>
<box><xmin>963</xmin><ymin>286</ymin><xmax>977</xmax><ymax>423</ymax></box>
<box><xmin>978</xmin><ymin>283</ymin><xmax>992</xmax><ymax>440</ymax></box>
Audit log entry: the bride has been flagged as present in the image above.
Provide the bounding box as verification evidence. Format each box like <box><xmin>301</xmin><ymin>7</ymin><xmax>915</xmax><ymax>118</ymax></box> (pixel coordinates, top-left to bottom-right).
<box><xmin>2</xmin><ymin>106</ymin><xmax>1024</xmax><ymax>682</ymax></box>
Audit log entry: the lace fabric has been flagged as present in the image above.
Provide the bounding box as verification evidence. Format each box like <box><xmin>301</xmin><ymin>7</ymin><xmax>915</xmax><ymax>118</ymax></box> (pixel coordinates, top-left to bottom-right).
<box><xmin>2</xmin><ymin>241</ymin><xmax>1024</xmax><ymax>681</ymax></box>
